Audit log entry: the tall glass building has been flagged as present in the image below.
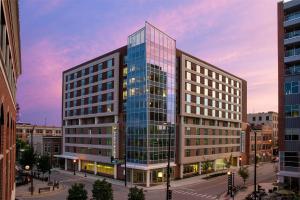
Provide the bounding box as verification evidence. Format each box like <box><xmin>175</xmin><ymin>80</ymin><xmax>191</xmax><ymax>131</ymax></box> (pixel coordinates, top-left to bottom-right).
<box><xmin>126</xmin><ymin>22</ymin><xmax>176</xmax><ymax>186</ymax></box>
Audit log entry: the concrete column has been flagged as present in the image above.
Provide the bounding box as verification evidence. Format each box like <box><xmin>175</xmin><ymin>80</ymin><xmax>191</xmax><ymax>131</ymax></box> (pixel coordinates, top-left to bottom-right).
<box><xmin>114</xmin><ymin>164</ymin><xmax>117</xmax><ymax>179</ymax></box>
<box><xmin>237</xmin><ymin>157</ymin><xmax>240</xmax><ymax>168</ymax></box>
<box><xmin>78</xmin><ymin>119</ymin><xmax>82</xmax><ymax>125</ymax></box>
<box><xmin>180</xmin><ymin>164</ymin><xmax>183</xmax><ymax>179</ymax></box>
<box><xmin>65</xmin><ymin>158</ymin><xmax>67</xmax><ymax>170</ymax></box>
<box><xmin>146</xmin><ymin>170</ymin><xmax>150</xmax><ymax>187</ymax></box>
<box><xmin>198</xmin><ymin>162</ymin><xmax>202</xmax><ymax>175</ymax></box>
<box><xmin>94</xmin><ymin>161</ymin><xmax>97</xmax><ymax>175</ymax></box>
<box><xmin>78</xmin><ymin>160</ymin><xmax>81</xmax><ymax>172</ymax></box>
<box><xmin>131</xmin><ymin>169</ymin><xmax>134</xmax><ymax>186</ymax></box>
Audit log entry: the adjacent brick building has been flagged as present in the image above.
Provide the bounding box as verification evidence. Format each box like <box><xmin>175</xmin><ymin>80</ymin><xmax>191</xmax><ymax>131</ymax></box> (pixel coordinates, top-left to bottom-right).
<box><xmin>278</xmin><ymin>0</ymin><xmax>300</xmax><ymax>191</ymax></box>
<box><xmin>59</xmin><ymin>22</ymin><xmax>247</xmax><ymax>187</ymax></box>
<box><xmin>0</xmin><ymin>0</ymin><xmax>21</xmax><ymax>199</ymax></box>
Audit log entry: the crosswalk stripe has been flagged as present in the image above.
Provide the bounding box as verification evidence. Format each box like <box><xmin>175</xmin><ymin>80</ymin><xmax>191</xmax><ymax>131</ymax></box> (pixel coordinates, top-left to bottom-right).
<box><xmin>174</xmin><ymin>190</ymin><xmax>218</xmax><ymax>199</ymax></box>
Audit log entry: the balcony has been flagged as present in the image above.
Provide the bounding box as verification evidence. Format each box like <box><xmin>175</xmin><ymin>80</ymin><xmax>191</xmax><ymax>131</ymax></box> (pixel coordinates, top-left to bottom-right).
<box><xmin>284</xmin><ymin>48</ymin><xmax>300</xmax><ymax>63</ymax></box>
<box><xmin>284</xmin><ymin>11</ymin><xmax>300</xmax><ymax>27</ymax></box>
<box><xmin>285</xmin><ymin>64</ymin><xmax>300</xmax><ymax>75</ymax></box>
<box><xmin>284</xmin><ymin>30</ymin><xmax>300</xmax><ymax>45</ymax></box>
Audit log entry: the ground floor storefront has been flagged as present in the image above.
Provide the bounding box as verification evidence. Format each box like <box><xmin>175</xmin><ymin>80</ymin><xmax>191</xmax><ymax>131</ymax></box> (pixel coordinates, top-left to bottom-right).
<box><xmin>179</xmin><ymin>157</ymin><xmax>240</xmax><ymax>178</ymax></box>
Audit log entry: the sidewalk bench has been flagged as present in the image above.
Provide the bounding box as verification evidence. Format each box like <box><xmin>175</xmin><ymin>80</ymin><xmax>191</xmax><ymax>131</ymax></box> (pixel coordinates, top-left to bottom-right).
<box><xmin>39</xmin><ymin>187</ymin><xmax>51</xmax><ymax>193</ymax></box>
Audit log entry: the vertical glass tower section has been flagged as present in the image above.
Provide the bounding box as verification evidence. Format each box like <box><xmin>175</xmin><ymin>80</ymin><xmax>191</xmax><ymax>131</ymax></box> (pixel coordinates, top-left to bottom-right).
<box><xmin>126</xmin><ymin>22</ymin><xmax>176</xmax><ymax>167</ymax></box>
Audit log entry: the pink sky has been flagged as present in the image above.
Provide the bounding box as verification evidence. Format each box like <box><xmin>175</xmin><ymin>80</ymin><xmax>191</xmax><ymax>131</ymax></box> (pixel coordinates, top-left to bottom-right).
<box><xmin>17</xmin><ymin>0</ymin><xmax>278</xmax><ymax>126</ymax></box>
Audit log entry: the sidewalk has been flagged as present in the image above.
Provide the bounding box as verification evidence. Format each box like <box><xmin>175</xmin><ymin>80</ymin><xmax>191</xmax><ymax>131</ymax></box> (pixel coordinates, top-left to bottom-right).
<box><xmin>16</xmin><ymin>178</ymin><xmax>65</xmax><ymax>199</ymax></box>
<box><xmin>54</xmin><ymin>167</ymin><xmax>240</xmax><ymax>191</ymax></box>
<box><xmin>219</xmin><ymin>182</ymin><xmax>275</xmax><ymax>200</ymax></box>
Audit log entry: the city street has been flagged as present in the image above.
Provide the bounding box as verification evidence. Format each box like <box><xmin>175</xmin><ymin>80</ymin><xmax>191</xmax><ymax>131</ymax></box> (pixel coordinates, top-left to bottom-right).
<box><xmin>16</xmin><ymin>162</ymin><xmax>277</xmax><ymax>200</ymax></box>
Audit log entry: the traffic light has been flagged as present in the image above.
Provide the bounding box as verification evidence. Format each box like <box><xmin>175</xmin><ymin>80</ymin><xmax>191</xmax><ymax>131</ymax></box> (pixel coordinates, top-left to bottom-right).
<box><xmin>227</xmin><ymin>172</ymin><xmax>232</xmax><ymax>195</ymax></box>
<box><xmin>111</xmin><ymin>156</ymin><xmax>114</xmax><ymax>163</ymax></box>
<box><xmin>167</xmin><ymin>190</ymin><xmax>172</xmax><ymax>199</ymax></box>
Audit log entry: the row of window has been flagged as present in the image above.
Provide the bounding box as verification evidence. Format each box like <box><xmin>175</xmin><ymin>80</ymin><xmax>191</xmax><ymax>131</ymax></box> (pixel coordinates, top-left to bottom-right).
<box><xmin>185</xmin><ymin>138</ymin><xmax>240</xmax><ymax>146</ymax></box>
<box><xmin>65</xmin><ymin>81</ymin><xmax>114</xmax><ymax>99</ymax></box>
<box><xmin>65</xmin><ymin>70</ymin><xmax>114</xmax><ymax>91</ymax></box>
<box><xmin>185</xmin><ymin>127</ymin><xmax>240</xmax><ymax>136</ymax></box>
<box><xmin>65</xmin><ymin>146</ymin><xmax>112</xmax><ymax>157</ymax></box>
<box><xmin>65</xmin><ymin>92</ymin><xmax>114</xmax><ymax>109</ymax></box>
<box><xmin>186</xmin><ymin>94</ymin><xmax>240</xmax><ymax>112</ymax></box>
<box><xmin>185</xmin><ymin>105</ymin><xmax>240</xmax><ymax>120</ymax></box>
<box><xmin>64</xmin><ymin>104</ymin><xmax>114</xmax><ymax>117</ymax></box>
<box><xmin>65</xmin><ymin>137</ymin><xmax>112</xmax><ymax>145</ymax></box>
<box><xmin>251</xmin><ymin>115</ymin><xmax>277</xmax><ymax>121</ymax></box>
<box><xmin>186</xmin><ymin>61</ymin><xmax>241</xmax><ymax>89</ymax></box>
<box><xmin>185</xmin><ymin>84</ymin><xmax>240</xmax><ymax>104</ymax></box>
<box><xmin>186</xmin><ymin>72</ymin><xmax>241</xmax><ymax>96</ymax></box>
<box><xmin>183</xmin><ymin>116</ymin><xmax>241</xmax><ymax>128</ymax></box>
<box><xmin>65</xmin><ymin>59</ymin><xmax>114</xmax><ymax>82</ymax></box>
<box><xmin>185</xmin><ymin>146</ymin><xmax>240</xmax><ymax>157</ymax></box>
<box><xmin>65</xmin><ymin>127</ymin><xmax>113</xmax><ymax>134</ymax></box>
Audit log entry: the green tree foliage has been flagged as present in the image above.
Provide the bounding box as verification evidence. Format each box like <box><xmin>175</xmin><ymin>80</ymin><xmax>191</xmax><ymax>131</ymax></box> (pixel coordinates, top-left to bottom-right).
<box><xmin>16</xmin><ymin>138</ymin><xmax>29</xmax><ymax>161</ymax></box>
<box><xmin>202</xmin><ymin>160</ymin><xmax>213</xmax><ymax>174</ymax></box>
<box><xmin>37</xmin><ymin>154</ymin><xmax>52</xmax><ymax>178</ymax></box>
<box><xmin>67</xmin><ymin>183</ymin><xmax>88</xmax><ymax>200</ymax></box>
<box><xmin>223</xmin><ymin>154</ymin><xmax>233</xmax><ymax>169</ymax></box>
<box><xmin>92</xmin><ymin>179</ymin><xmax>113</xmax><ymax>200</ymax></box>
<box><xmin>128</xmin><ymin>186</ymin><xmax>145</xmax><ymax>200</ymax></box>
<box><xmin>19</xmin><ymin>147</ymin><xmax>36</xmax><ymax>169</ymax></box>
<box><xmin>238</xmin><ymin>167</ymin><xmax>249</xmax><ymax>185</ymax></box>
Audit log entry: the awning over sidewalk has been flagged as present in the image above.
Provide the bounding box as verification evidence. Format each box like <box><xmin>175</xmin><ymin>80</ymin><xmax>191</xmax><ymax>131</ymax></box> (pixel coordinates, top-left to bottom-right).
<box><xmin>54</xmin><ymin>154</ymin><xmax>79</xmax><ymax>160</ymax></box>
<box><xmin>121</xmin><ymin>162</ymin><xmax>176</xmax><ymax>170</ymax></box>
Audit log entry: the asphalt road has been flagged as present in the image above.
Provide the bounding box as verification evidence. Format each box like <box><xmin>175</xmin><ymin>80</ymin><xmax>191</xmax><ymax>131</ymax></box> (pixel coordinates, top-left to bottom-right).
<box><xmin>16</xmin><ymin>162</ymin><xmax>277</xmax><ymax>200</ymax></box>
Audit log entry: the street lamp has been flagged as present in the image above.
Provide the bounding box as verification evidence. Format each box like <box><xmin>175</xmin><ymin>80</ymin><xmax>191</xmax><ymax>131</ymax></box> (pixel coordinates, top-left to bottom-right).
<box><xmin>73</xmin><ymin>159</ymin><xmax>76</xmax><ymax>175</ymax></box>
<box><xmin>163</xmin><ymin>122</ymin><xmax>172</xmax><ymax>200</ymax></box>
<box><xmin>239</xmin><ymin>156</ymin><xmax>242</xmax><ymax>168</ymax></box>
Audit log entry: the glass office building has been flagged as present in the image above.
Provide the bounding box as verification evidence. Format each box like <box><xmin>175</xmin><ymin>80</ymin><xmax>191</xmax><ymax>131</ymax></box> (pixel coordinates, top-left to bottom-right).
<box><xmin>126</xmin><ymin>22</ymin><xmax>176</xmax><ymax>186</ymax></box>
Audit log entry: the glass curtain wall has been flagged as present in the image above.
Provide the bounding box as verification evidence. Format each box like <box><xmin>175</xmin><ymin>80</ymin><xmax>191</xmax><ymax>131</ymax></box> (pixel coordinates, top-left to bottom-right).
<box><xmin>126</xmin><ymin>22</ymin><xmax>176</xmax><ymax>166</ymax></box>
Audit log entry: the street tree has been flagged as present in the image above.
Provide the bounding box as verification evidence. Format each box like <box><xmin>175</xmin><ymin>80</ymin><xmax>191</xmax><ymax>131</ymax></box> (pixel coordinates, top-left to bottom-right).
<box><xmin>223</xmin><ymin>154</ymin><xmax>233</xmax><ymax>170</ymax></box>
<box><xmin>238</xmin><ymin>166</ymin><xmax>249</xmax><ymax>185</ymax></box>
<box><xmin>128</xmin><ymin>186</ymin><xmax>145</xmax><ymax>200</ymax></box>
<box><xmin>16</xmin><ymin>138</ymin><xmax>29</xmax><ymax>161</ymax></box>
<box><xmin>19</xmin><ymin>147</ymin><xmax>36</xmax><ymax>169</ymax></box>
<box><xmin>92</xmin><ymin>179</ymin><xmax>113</xmax><ymax>200</ymax></box>
<box><xmin>67</xmin><ymin>183</ymin><xmax>88</xmax><ymax>200</ymax></box>
<box><xmin>202</xmin><ymin>160</ymin><xmax>213</xmax><ymax>174</ymax></box>
<box><xmin>37</xmin><ymin>154</ymin><xmax>52</xmax><ymax>180</ymax></box>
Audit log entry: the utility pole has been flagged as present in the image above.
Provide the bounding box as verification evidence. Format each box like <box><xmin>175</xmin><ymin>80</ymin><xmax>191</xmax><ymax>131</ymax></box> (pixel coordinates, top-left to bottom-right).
<box><xmin>30</xmin><ymin>125</ymin><xmax>35</xmax><ymax>195</ymax></box>
<box><xmin>254</xmin><ymin>129</ymin><xmax>257</xmax><ymax>200</ymax></box>
<box><xmin>166</xmin><ymin>123</ymin><xmax>171</xmax><ymax>200</ymax></box>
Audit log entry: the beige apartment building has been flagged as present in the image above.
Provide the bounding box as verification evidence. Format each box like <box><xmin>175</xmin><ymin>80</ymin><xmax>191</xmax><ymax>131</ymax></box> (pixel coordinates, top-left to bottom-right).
<box><xmin>176</xmin><ymin>50</ymin><xmax>247</xmax><ymax>178</ymax></box>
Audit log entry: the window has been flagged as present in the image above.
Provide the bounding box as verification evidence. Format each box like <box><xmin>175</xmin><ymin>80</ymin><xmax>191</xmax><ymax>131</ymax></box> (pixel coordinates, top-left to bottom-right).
<box><xmin>186</xmin><ymin>105</ymin><xmax>191</xmax><ymax>113</ymax></box>
<box><xmin>204</xmin><ymin>88</ymin><xmax>208</xmax><ymax>96</ymax></box>
<box><xmin>204</xmin><ymin>68</ymin><xmax>208</xmax><ymax>76</ymax></box>
<box><xmin>219</xmin><ymin>74</ymin><xmax>222</xmax><ymax>82</ymax></box>
<box><xmin>186</xmin><ymin>72</ymin><xmax>191</xmax><ymax>80</ymax></box>
<box><xmin>107</xmin><ymin>59</ymin><xmax>113</xmax><ymax>68</ymax></box>
<box><xmin>266</xmin><ymin>116</ymin><xmax>269</xmax><ymax>121</ymax></box>
<box><xmin>219</xmin><ymin>83</ymin><xmax>222</xmax><ymax>90</ymax></box>
<box><xmin>285</xmin><ymin>81</ymin><xmax>299</xmax><ymax>95</ymax></box>
<box><xmin>196</xmin><ymin>107</ymin><xmax>200</xmax><ymax>115</ymax></box>
<box><xmin>186</xmin><ymin>94</ymin><xmax>191</xmax><ymax>103</ymax></box>
<box><xmin>185</xmin><ymin>127</ymin><xmax>191</xmax><ymax>135</ymax></box>
<box><xmin>204</xmin><ymin>98</ymin><xmax>208</xmax><ymax>106</ymax></box>
<box><xmin>196</xmin><ymin>96</ymin><xmax>200</xmax><ymax>104</ymax></box>
<box><xmin>186</xmin><ymin>83</ymin><xmax>191</xmax><ymax>91</ymax></box>
<box><xmin>204</xmin><ymin>78</ymin><xmax>208</xmax><ymax>86</ymax></box>
<box><xmin>196</xmin><ymin>65</ymin><xmax>200</xmax><ymax>73</ymax></box>
<box><xmin>212</xmin><ymin>72</ymin><xmax>216</xmax><ymax>79</ymax></box>
<box><xmin>196</xmin><ymin>138</ymin><xmax>200</xmax><ymax>145</ymax></box>
<box><xmin>204</xmin><ymin>108</ymin><xmax>208</xmax><ymax>116</ymax></box>
<box><xmin>186</xmin><ymin>61</ymin><xmax>191</xmax><ymax>69</ymax></box>
<box><xmin>196</xmin><ymin>75</ymin><xmax>200</xmax><ymax>83</ymax></box>
<box><xmin>184</xmin><ymin>149</ymin><xmax>191</xmax><ymax>157</ymax></box>
<box><xmin>285</xmin><ymin>104</ymin><xmax>300</xmax><ymax>117</ymax></box>
<box><xmin>185</xmin><ymin>138</ymin><xmax>191</xmax><ymax>146</ymax></box>
<box><xmin>196</xmin><ymin>86</ymin><xmax>200</xmax><ymax>94</ymax></box>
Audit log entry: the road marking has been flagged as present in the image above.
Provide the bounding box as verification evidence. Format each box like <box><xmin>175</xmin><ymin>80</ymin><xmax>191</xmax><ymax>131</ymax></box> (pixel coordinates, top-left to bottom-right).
<box><xmin>174</xmin><ymin>190</ymin><xmax>218</xmax><ymax>199</ymax></box>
